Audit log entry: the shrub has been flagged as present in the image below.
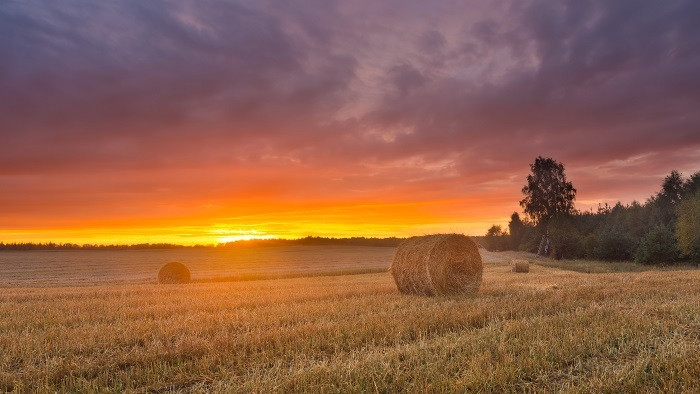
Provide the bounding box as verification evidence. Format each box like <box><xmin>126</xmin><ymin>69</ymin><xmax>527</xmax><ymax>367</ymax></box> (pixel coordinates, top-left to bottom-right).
<box><xmin>634</xmin><ymin>225</ymin><xmax>679</xmax><ymax>264</ymax></box>
<box><xmin>676</xmin><ymin>192</ymin><xmax>700</xmax><ymax>262</ymax></box>
<box><xmin>594</xmin><ymin>227</ymin><xmax>636</xmax><ymax>261</ymax></box>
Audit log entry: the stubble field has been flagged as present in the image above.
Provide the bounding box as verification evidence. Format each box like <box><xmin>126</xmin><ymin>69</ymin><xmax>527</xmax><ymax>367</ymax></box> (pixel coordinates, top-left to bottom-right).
<box><xmin>1</xmin><ymin>248</ymin><xmax>699</xmax><ymax>392</ymax></box>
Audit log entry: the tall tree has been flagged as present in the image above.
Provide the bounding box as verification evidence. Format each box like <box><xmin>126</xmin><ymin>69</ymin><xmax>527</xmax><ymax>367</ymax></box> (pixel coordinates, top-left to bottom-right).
<box><xmin>484</xmin><ymin>225</ymin><xmax>508</xmax><ymax>251</ymax></box>
<box><xmin>520</xmin><ymin>157</ymin><xmax>577</xmax><ymax>226</ymax></box>
<box><xmin>682</xmin><ymin>171</ymin><xmax>700</xmax><ymax>196</ymax></box>
<box><xmin>659</xmin><ymin>170</ymin><xmax>684</xmax><ymax>205</ymax></box>
<box><xmin>508</xmin><ymin>212</ymin><xmax>525</xmax><ymax>250</ymax></box>
<box><xmin>486</xmin><ymin>225</ymin><xmax>505</xmax><ymax>237</ymax></box>
<box><xmin>676</xmin><ymin>192</ymin><xmax>700</xmax><ymax>261</ymax></box>
<box><xmin>651</xmin><ymin>170</ymin><xmax>686</xmax><ymax>226</ymax></box>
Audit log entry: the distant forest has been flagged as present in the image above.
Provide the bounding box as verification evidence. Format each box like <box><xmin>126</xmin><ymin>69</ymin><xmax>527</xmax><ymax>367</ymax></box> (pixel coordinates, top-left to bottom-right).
<box><xmin>484</xmin><ymin>157</ymin><xmax>700</xmax><ymax>265</ymax></box>
<box><xmin>0</xmin><ymin>236</ymin><xmax>405</xmax><ymax>251</ymax></box>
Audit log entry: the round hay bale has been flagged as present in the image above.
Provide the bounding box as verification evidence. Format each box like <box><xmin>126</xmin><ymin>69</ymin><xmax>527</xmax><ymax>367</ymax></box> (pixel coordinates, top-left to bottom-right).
<box><xmin>512</xmin><ymin>260</ymin><xmax>530</xmax><ymax>273</ymax></box>
<box><xmin>390</xmin><ymin>234</ymin><xmax>482</xmax><ymax>296</ymax></box>
<box><xmin>158</xmin><ymin>262</ymin><xmax>191</xmax><ymax>284</ymax></box>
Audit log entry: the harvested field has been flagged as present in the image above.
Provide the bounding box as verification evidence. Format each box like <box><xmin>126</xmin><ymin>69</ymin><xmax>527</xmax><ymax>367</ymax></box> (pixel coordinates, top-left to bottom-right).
<box><xmin>0</xmin><ymin>246</ymin><xmax>396</xmax><ymax>286</ymax></box>
<box><xmin>0</xmin><ymin>246</ymin><xmax>520</xmax><ymax>287</ymax></box>
<box><xmin>1</xmin><ymin>250</ymin><xmax>699</xmax><ymax>392</ymax></box>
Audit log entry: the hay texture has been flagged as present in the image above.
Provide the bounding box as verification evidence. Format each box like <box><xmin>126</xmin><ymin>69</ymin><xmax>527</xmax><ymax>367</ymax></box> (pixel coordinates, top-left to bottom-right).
<box><xmin>512</xmin><ymin>260</ymin><xmax>530</xmax><ymax>273</ymax></box>
<box><xmin>390</xmin><ymin>234</ymin><xmax>482</xmax><ymax>296</ymax></box>
<box><xmin>158</xmin><ymin>262</ymin><xmax>191</xmax><ymax>284</ymax></box>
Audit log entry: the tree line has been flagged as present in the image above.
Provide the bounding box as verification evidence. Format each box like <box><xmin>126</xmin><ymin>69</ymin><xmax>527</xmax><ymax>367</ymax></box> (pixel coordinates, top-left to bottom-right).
<box><xmin>484</xmin><ymin>157</ymin><xmax>700</xmax><ymax>264</ymax></box>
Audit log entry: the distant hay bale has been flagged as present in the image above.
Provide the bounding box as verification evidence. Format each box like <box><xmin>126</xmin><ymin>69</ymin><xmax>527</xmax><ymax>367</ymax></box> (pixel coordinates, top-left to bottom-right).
<box><xmin>390</xmin><ymin>234</ymin><xmax>482</xmax><ymax>296</ymax></box>
<box><xmin>158</xmin><ymin>262</ymin><xmax>191</xmax><ymax>284</ymax></box>
<box><xmin>512</xmin><ymin>260</ymin><xmax>530</xmax><ymax>273</ymax></box>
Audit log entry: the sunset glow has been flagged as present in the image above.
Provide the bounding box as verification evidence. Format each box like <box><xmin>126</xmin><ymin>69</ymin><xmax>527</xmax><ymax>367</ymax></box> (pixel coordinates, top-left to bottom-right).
<box><xmin>1</xmin><ymin>1</ymin><xmax>699</xmax><ymax>245</ymax></box>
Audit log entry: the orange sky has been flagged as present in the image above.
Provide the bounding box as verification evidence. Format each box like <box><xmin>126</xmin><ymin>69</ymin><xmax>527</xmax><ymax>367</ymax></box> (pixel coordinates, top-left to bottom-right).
<box><xmin>0</xmin><ymin>162</ymin><xmax>524</xmax><ymax>244</ymax></box>
<box><xmin>1</xmin><ymin>1</ymin><xmax>699</xmax><ymax>245</ymax></box>
<box><xmin>3</xmin><ymin>155</ymin><xmax>697</xmax><ymax>245</ymax></box>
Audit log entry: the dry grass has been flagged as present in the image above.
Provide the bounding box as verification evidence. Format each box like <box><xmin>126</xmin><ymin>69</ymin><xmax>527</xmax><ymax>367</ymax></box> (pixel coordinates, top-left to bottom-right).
<box><xmin>1</xmin><ymin>261</ymin><xmax>700</xmax><ymax>392</ymax></box>
<box><xmin>532</xmin><ymin>258</ymin><xmax>700</xmax><ymax>273</ymax></box>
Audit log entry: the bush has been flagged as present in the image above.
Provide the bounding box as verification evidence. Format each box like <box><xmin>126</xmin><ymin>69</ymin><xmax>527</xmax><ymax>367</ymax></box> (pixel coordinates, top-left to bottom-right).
<box><xmin>634</xmin><ymin>225</ymin><xmax>679</xmax><ymax>264</ymax></box>
<box><xmin>594</xmin><ymin>227</ymin><xmax>636</xmax><ymax>261</ymax></box>
<box><xmin>548</xmin><ymin>215</ymin><xmax>584</xmax><ymax>259</ymax></box>
<box><xmin>676</xmin><ymin>192</ymin><xmax>700</xmax><ymax>262</ymax></box>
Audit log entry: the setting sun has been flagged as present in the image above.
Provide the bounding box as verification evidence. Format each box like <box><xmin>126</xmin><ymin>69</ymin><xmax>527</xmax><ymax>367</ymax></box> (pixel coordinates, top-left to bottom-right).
<box><xmin>213</xmin><ymin>229</ymin><xmax>276</xmax><ymax>244</ymax></box>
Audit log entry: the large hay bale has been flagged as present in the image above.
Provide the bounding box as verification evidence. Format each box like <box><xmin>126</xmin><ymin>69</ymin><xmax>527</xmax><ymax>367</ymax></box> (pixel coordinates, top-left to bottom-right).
<box><xmin>158</xmin><ymin>262</ymin><xmax>191</xmax><ymax>284</ymax></box>
<box><xmin>512</xmin><ymin>260</ymin><xmax>530</xmax><ymax>273</ymax></box>
<box><xmin>390</xmin><ymin>234</ymin><xmax>482</xmax><ymax>296</ymax></box>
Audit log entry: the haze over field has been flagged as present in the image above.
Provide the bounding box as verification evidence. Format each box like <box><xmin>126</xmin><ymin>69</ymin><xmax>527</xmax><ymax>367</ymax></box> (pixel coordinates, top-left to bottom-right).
<box><xmin>2</xmin><ymin>0</ymin><xmax>699</xmax><ymax>244</ymax></box>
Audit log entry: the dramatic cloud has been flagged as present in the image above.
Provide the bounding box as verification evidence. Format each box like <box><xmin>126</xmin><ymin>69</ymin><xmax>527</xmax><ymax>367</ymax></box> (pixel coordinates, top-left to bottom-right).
<box><xmin>1</xmin><ymin>0</ymin><xmax>699</xmax><ymax>243</ymax></box>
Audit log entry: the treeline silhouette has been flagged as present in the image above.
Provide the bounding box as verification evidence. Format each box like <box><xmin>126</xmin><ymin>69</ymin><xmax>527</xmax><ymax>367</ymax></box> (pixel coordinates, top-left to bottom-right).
<box><xmin>0</xmin><ymin>236</ymin><xmax>404</xmax><ymax>251</ymax></box>
<box><xmin>485</xmin><ymin>159</ymin><xmax>700</xmax><ymax>265</ymax></box>
<box><xmin>221</xmin><ymin>236</ymin><xmax>404</xmax><ymax>248</ymax></box>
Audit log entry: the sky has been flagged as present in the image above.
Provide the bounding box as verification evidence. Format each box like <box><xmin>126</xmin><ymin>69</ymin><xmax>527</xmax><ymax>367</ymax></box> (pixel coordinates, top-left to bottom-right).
<box><xmin>1</xmin><ymin>0</ymin><xmax>699</xmax><ymax>244</ymax></box>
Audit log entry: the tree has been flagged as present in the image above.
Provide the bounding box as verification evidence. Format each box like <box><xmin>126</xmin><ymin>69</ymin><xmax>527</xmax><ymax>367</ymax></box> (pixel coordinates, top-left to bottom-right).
<box><xmin>547</xmin><ymin>214</ymin><xmax>584</xmax><ymax>259</ymax></box>
<box><xmin>486</xmin><ymin>225</ymin><xmax>505</xmax><ymax>237</ymax></box>
<box><xmin>634</xmin><ymin>225</ymin><xmax>679</xmax><ymax>264</ymax></box>
<box><xmin>682</xmin><ymin>171</ymin><xmax>700</xmax><ymax>196</ymax></box>
<box><xmin>660</xmin><ymin>170</ymin><xmax>685</xmax><ymax>205</ymax></box>
<box><xmin>508</xmin><ymin>212</ymin><xmax>525</xmax><ymax>250</ymax></box>
<box><xmin>520</xmin><ymin>157</ymin><xmax>577</xmax><ymax>227</ymax></box>
<box><xmin>484</xmin><ymin>225</ymin><xmax>509</xmax><ymax>251</ymax></box>
<box><xmin>594</xmin><ymin>226</ymin><xmax>636</xmax><ymax>261</ymax></box>
<box><xmin>650</xmin><ymin>170</ymin><xmax>687</xmax><ymax>227</ymax></box>
<box><xmin>676</xmin><ymin>192</ymin><xmax>700</xmax><ymax>262</ymax></box>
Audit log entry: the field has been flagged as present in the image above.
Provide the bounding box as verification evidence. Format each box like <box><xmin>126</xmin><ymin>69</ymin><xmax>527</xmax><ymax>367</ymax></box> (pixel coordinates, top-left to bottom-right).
<box><xmin>0</xmin><ymin>246</ymin><xmax>397</xmax><ymax>286</ymax></box>
<box><xmin>1</xmin><ymin>247</ymin><xmax>700</xmax><ymax>392</ymax></box>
